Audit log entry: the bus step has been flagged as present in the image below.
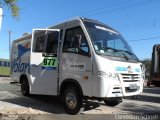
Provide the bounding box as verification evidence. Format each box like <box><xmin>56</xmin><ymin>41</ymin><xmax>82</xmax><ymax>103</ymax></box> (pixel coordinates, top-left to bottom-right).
<box><xmin>10</xmin><ymin>81</ymin><xmax>18</xmax><ymax>84</ymax></box>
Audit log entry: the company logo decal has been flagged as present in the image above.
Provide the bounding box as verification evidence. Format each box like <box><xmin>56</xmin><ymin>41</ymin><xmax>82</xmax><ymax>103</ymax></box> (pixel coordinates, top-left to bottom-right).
<box><xmin>115</xmin><ymin>67</ymin><xmax>140</xmax><ymax>73</ymax></box>
<box><xmin>17</xmin><ymin>43</ymin><xmax>30</xmax><ymax>58</ymax></box>
<box><xmin>127</xmin><ymin>66</ymin><xmax>133</xmax><ymax>73</ymax></box>
<box><xmin>116</xmin><ymin>67</ymin><xmax>127</xmax><ymax>72</ymax></box>
<box><xmin>12</xmin><ymin>58</ymin><xmax>30</xmax><ymax>73</ymax></box>
<box><xmin>12</xmin><ymin>43</ymin><xmax>30</xmax><ymax>73</ymax></box>
<box><xmin>135</xmin><ymin>68</ymin><xmax>140</xmax><ymax>72</ymax></box>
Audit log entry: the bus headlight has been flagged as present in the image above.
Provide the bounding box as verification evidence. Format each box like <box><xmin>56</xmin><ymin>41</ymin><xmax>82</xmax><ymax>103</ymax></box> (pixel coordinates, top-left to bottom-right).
<box><xmin>97</xmin><ymin>71</ymin><xmax>118</xmax><ymax>79</ymax></box>
<box><xmin>97</xmin><ymin>71</ymin><xmax>106</xmax><ymax>76</ymax></box>
<box><xmin>107</xmin><ymin>72</ymin><xmax>118</xmax><ymax>79</ymax></box>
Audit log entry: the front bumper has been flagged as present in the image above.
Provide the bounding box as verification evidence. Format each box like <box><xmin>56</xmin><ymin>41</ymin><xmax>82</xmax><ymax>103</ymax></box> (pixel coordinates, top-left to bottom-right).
<box><xmin>92</xmin><ymin>74</ymin><xmax>143</xmax><ymax>98</ymax></box>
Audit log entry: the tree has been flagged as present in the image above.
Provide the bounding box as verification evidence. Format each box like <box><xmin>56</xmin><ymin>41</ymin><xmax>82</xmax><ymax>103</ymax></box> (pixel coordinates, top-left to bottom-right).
<box><xmin>0</xmin><ymin>0</ymin><xmax>19</xmax><ymax>17</ymax></box>
<box><xmin>141</xmin><ymin>58</ymin><xmax>151</xmax><ymax>79</ymax></box>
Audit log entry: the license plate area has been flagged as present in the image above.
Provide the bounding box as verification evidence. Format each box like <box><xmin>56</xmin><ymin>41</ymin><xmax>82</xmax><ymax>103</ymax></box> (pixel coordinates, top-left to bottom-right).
<box><xmin>129</xmin><ymin>84</ymin><xmax>138</xmax><ymax>89</ymax></box>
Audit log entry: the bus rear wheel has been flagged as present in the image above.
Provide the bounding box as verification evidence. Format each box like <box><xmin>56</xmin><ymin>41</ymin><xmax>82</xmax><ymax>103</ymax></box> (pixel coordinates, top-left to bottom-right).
<box><xmin>21</xmin><ymin>78</ymin><xmax>30</xmax><ymax>96</ymax></box>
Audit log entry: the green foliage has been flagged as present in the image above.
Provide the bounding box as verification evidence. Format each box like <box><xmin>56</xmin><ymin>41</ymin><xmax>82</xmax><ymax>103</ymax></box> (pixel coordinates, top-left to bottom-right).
<box><xmin>141</xmin><ymin>58</ymin><xmax>151</xmax><ymax>78</ymax></box>
<box><xmin>0</xmin><ymin>0</ymin><xmax>19</xmax><ymax>17</ymax></box>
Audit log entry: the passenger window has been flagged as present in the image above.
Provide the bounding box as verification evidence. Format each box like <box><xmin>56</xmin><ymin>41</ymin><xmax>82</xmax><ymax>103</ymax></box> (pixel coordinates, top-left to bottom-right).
<box><xmin>46</xmin><ymin>31</ymin><xmax>59</xmax><ymax>54</ymax></box>
<box><xmin>80</xmin><ymin>36</ymin><xmax>90</xmax><ymax>53</ymax></box>
<box><xmin>35</xmin><ymin>35</ymin><xmax>45</xmax><ymax>52</ymax></box>
<box><xmin>12</xmin><ymin>43</ymin><xmax>18</xmax><ymax>58</ymax></box>
<box><xmin>63</xmin><ymin>27</ymin><xmax>90</xmax><ymax>56</ymax></box>
<box><xmin>34</xmin><ymin>30</ymin><xmax>59</xmax><ymax>53</ymax></box>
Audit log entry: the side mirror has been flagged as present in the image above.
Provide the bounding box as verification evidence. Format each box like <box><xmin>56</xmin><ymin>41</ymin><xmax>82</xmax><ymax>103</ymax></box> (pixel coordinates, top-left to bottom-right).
<box><xmin>88</xmin><ymin>52</ymin><xmax>91</xmax><ymax>57</ymax></box>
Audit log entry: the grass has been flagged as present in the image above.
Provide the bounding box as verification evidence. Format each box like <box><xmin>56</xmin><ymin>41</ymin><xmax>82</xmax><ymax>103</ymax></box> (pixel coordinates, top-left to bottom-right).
<box><xmin>0</xmin><ymin>58</ymin><xmax>10</xmax><ymax>76</ymax></box>
<box><xmin>0</xmin><ymin>66</ymin><xmax>10</xmax><ymax>76</ymax></box>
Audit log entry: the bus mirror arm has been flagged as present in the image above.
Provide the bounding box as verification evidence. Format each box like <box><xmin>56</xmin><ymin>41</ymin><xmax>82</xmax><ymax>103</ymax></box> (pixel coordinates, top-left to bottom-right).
<box><xmin>42</xmin><ymin>53</ymin><xmax>46</xmax><ymax>57</ymax></box>
<box><xmin>88</xmin><ymin>52</ymin><xmax>91</xmax><ymax>57</ymax></box>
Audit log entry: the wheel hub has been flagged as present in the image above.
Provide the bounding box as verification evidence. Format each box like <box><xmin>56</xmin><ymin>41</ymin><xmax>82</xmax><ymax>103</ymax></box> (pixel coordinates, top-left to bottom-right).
<box><xmin>65</xmin><ymin>93</ymin><xmax>77</xmax><ymax>109</ymax></box>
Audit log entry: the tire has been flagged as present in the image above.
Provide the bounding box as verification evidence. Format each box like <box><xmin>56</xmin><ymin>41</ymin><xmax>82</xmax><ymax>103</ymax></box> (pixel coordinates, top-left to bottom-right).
<box><xmin>104</xmin><ymin>98</ymin><xmax>122</xmax><ymax>107</ymax></box>
<box><xmin>21</xmin><ymin>78</ymin><xmax>30</xmax><ymax>96</ymax></box>
<box><xmin>154</xmin><ymin>82</ymin><xmax>160</xmax><ymax>87</ymax></box>
<box><xmin>62</xmin><ymin>86</ymin><xmax>82</xmax><ymax>115</ymax></box>
<box><xmin>147</xmin><ymin>81</ymin><xmax>150</xmax><ymax>87</ymax></box>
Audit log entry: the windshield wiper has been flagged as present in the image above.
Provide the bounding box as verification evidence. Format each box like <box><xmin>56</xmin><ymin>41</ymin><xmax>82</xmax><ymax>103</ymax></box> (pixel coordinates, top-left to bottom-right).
<box><xmin>119</xmin><ymin>50</ymin><xmax>140</xmax><ymax>62</ymax></box>
<box><xmin>119</xmin><ymin>50</ymin><xmax>129</xmax><ymax>60</ymax></box>
<box><xmin>102</xmin><ymin>47</ymin><xmax>139</xmax><ymax>61</ymax></box>
<box><xmin>104</xmin><ymin>47</ymin><xmax>129</xmax><ymax>60</ymax></box>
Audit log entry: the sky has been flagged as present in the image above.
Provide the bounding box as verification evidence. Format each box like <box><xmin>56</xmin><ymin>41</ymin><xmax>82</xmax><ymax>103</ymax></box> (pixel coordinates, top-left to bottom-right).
<box><xmin>0</xmin><ymin>0</ymin><xmax>160</xmax><ymax>60</ymax></box>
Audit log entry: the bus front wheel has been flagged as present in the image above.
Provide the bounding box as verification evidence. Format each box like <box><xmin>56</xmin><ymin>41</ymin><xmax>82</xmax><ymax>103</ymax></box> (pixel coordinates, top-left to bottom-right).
<box><xmin>104</xmin><ymin>98</ymin><xmax>122</xmax><ymax>106</ymax></box>
<box><xmin>62</xmin><ymin>86</ymin><xmax>82</xmax><ymax>115</ymax></box>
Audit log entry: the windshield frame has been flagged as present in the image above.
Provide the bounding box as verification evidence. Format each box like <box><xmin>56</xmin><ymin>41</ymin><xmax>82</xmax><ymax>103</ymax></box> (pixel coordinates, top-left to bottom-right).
<box><xmin>82</xmin><ymin>19</ymin><xmax>139</xmax><ymax>62</ymax></box>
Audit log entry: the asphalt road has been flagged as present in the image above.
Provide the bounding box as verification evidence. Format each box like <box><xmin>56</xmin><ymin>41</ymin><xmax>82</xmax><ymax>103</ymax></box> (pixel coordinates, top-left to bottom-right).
<box><xmin>0</xmin><ymin>77</ymin><xmax>160</xmax><ymax>120</ymax></box>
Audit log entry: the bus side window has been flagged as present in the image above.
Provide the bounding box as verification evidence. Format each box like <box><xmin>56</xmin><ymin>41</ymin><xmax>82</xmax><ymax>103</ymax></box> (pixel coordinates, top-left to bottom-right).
<box><xmin>33</xmin><ymin>30</ymin><xmax>61</xmax><ymax>54</ymax></box>
<box><xmin>35</xmin><ymin>35</ymin><xmax>45</xmax><ymax>52</ymax></box>
<box><xmin>32</xmin><ymin>30</ymin><xmax>47</xmax><ymax>53</ymax></box>
<box><xmin>63</xmin><ymin>26</ymin><xmax>90</xmax><ymax>56</ymax></box>
<box><xmin>46</xmin><ymin>31</ymin><xmax>59</xmax><ymax>54</ymax></box>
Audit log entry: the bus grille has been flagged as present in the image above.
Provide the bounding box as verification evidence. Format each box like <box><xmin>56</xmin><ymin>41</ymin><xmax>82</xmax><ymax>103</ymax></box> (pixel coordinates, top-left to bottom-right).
<box><xmin>121</xmin><ymin>74</ymin><xmax>140</xmax><ymax>82</ymax></box>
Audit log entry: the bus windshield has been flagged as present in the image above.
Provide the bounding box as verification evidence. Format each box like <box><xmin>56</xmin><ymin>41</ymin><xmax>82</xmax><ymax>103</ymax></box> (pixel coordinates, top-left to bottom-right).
<box><xmin>83</xmin><ymin>21</ymin><xmax>139</xmax><ymax>61</ymax></box>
